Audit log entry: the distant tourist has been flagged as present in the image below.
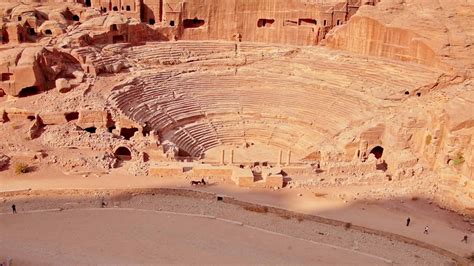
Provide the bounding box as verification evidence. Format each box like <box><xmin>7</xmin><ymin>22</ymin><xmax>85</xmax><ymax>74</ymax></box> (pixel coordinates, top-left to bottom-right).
<box><xmin>201</xmin><ymin>178</ymin><xmax>207</xmax><ymax>185</ymax></box>
<box><xmin>101</xmin><ymin>201</ymin><xmax>107</xmax><ymax>208</ymax></box>
<box><xmin>11</xmin><ymin>204</ymin><xmax>16</xmax><ymax>214</ymax></box>
<box><xmin>406</xmin><ymin>217</ymin><xmax>411</xmax><ymax>226</ymax></box>
<box><xmin>461</xmin><ymin>235</ymin><xmax>468</xmax><ymax>243</ymax></box>
<box><xmin>423</xmin><ymin>226</ymin><xmax>429</xmax><ymax>234</ymax></box>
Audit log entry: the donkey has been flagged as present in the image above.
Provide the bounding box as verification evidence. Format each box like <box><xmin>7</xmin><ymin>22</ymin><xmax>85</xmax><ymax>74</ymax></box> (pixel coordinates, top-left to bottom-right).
<box><xmin>190</xmin><ymin>178</ymin><xmax>207</xmax><ymax>186</ymax></box>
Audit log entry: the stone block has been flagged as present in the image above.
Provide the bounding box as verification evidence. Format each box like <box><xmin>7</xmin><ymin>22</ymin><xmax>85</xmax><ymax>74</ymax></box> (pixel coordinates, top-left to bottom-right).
<box><xmin>4</xmin><ymin>108</ymin><xmax>36</xmax><ymax>121</ymax></box>
<box><xmin>192</xmin><ymin>166</ymin><xmax>233</xmax><ymax>178</ymax></box>
<box><xmin>232</xmin><ymin>168</ymin><xmax>254</xmax><ymax>187</ymax></box>
<box><xmin>149</xmin><ymin>165</ymin><xmax>183</xmax><ymax>177</ymax></box>
<box><xmin>39</xmin><ymin>112</ymin><xmax>68</xmax><ymax>125</ymax></box>
<box><xmin>77</xmin><ymin>110</ymin><xmax>109</xmax><ymax>129</ymax></box>
<box><xmin>265</xmin><ymin>174</ymin><xmax>283</xmax><ymax>188</ymax></box>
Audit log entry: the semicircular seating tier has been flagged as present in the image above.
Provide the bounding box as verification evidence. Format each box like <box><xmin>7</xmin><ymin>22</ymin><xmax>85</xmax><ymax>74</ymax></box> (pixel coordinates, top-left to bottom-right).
<box><xmin>108</xmin><ymin>41</ymin><xmax>443</xmax><ymax>159</ymax></box>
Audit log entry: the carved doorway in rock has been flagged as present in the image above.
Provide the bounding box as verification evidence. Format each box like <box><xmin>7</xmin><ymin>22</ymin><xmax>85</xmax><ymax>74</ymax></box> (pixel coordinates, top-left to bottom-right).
<box><xmin>369</xmin><ymin>146</ymin><xmax>384</xmax><ymax>159</ymax></box>
<box><xmin>114</xmin><ymin>146</ymin><xmax>132</xmax><ymax>161</ymax></box>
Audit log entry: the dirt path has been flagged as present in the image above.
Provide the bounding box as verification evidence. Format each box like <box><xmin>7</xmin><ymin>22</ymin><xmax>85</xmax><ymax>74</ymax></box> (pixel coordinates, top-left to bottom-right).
<box><xmin>1</xmin><ymin>169</ymin><xmax>472</xmax><ymax>259</ymax></box>
<box><xmin>0</xmin><ymin>188</ymin><xmax>468</xmax><ymax>265</ymax></box>
<box><xmin>0</xmin><ymin>209</ymin><xmax>391</xmax><ymax>265</ymax></box>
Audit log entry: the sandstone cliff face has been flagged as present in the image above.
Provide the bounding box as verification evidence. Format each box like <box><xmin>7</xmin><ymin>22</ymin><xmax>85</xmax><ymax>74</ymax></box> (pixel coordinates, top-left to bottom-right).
<box><xmin>325</xmin><ymin>16</ymin><xmax>442</xmax><ymax>68</ymax></box>
<box><xmin>432</xmin><ymin>87</ymin><xmax>474</xmax><ymax>212</ymax></box>
<box><xmin>89</xmin><ymin>0</ymin><xmax>374</xmax><ymax>46</ymax></box>
<box><xmin>324</xmin><ymin>0</ymin><xmax>474</xmax><ymax>214</ymax></box>
<box><xmin>178</xmin><ymin>0</ymin><xmax>335</xmax><ymax>45</ymax></box>
<box><xmin>325</xmin><ymin>0</ymin><xmax>474</xmax><ymax>74</ymax></box>
<box><xmin>405</xmin><ymin>83</ymin><xmax>473</xmax><ymax>213</ymax></box>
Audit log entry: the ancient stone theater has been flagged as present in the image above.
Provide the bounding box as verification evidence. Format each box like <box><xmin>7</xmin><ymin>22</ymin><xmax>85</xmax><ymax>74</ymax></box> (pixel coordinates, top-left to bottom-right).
<box><xmin>0</xmin><ymin>0</ymin><xmax>473</xmax><ymax>217</ymax></box>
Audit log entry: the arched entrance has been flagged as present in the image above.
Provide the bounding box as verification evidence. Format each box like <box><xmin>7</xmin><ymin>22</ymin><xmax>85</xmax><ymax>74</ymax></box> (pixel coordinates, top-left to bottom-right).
<box><xmin>370</xmin><ymin>146</ymin><xmax>384</xmax><ymax>159</ymax></box>
<box><xmin>18</xmin><ymin>86</ymin><xmax>40</xmax><ymax>97</ymax></box>
<box><xmin>114</xmin><ymin>146</ymin><xmax>132</xmax><ymax>161</ymax></box>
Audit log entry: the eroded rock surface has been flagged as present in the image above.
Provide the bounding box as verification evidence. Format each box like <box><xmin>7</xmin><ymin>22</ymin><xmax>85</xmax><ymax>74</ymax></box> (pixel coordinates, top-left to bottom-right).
<box><xmin>0</xmin><ymin>0</ymin><xmax>472</xmax><ymax>216</ymax></box>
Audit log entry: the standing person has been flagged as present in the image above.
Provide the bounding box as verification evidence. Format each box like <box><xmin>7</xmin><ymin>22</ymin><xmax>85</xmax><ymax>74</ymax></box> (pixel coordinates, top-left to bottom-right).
<box><xmin>406</xmin><ymin>217</ymin><xmax>411</xmax><ymax>226</ymax></box>
<box><xmin>461</xmin><ymin>235</ymin><xmax>468</xmax><ymax>243</ymax></box>
<box><xmin>11</xmin><ymin>204</ymin><xmax>16</xmax><ymax>214</ymax></box>
<box><xmin>423</xmin><ymin>226</ymin><xmax>429</xmax><ymax>234</ymax></box>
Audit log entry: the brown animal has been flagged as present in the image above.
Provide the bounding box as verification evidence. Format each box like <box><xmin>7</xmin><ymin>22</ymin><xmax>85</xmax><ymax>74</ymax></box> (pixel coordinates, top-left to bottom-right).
<box><xmin>190</xmin><ymin>178</ymin><xmax>207</xmax><ymax>186</ymax></box>
<box><xmin>190</xmin><ymin>180</ymin><xmax>202</xmax><ymax>185</ymax></box>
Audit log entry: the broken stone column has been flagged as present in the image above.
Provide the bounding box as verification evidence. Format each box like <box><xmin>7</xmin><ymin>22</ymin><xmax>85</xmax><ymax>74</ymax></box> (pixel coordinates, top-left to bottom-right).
<box><xmin>359</xmin><ymin>140</ymin><xmax>369</xmax><ymax>161</ymax></box>
<box><xmin>220</xmin><ymin>149</ymin><xmax>225</xmax><ymax>165</ymax></box>
<box><xmin>278</xmin><ymin>149</ymin><xmax>283</xmax><ymax>165</ymax></box>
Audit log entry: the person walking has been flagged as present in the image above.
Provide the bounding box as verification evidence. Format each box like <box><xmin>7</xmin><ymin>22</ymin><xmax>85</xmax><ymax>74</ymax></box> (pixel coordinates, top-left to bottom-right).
<box><xmin>406</xmin><ymin>217</ymin><xmax>411</xmax><ymax>226</ymax></box>
<box><xmin>423</xmin><ymin>226</ymin><xmax>429</xmax><ymax>234</ymax></box>
<box><xmin>11</xmin><ymin>204</ymin><xmax>16</xmax><ymax>214</ymax></box>
<box><xmin>461</xmin><ymin>235</ymin><xmax>468</xmax><ymax>243</ymax></box>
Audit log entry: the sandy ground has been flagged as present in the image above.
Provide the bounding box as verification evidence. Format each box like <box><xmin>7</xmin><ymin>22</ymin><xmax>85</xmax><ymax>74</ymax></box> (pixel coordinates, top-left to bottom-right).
<box><xmin>0</xmin><ymin>192</ymin><xmax>458</xmax><ymax>265</ymax></box>
<box><xmin>0</xmin><ymin>167</ymin><xmax>472</xmax><ymax>264</ymax></box>
<box><xmin>0</xmin><ymin>209</ymin><xmax>388</xmax><ymax>265</ymax></box>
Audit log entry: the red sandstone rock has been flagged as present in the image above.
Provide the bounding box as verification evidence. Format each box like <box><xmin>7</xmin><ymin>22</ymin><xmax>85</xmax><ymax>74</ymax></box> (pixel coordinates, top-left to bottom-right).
<box><xmin>0</xmin><ymin>0</ymin><xmax>472</xmax><ymax>216</ymax></box>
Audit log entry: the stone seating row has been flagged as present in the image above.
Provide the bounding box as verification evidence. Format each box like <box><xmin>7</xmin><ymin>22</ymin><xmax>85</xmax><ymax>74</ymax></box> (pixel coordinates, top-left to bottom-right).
<box><xmin>110</xmin><ymin>69</ymin><xmax>363</xmax><ymax>139</ymax></box>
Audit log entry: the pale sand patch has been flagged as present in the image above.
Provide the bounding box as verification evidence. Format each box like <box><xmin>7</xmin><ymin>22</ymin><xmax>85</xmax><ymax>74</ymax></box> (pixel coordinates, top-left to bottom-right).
<box><xmin>0</xmin><ymin>191</ymin><xmax>459</xmax><ymax>265</ymax></box>
<box><xmin>0</xmin><ymin>209</ymin><xmax>388</xmax><ymax>265</ymax></box>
